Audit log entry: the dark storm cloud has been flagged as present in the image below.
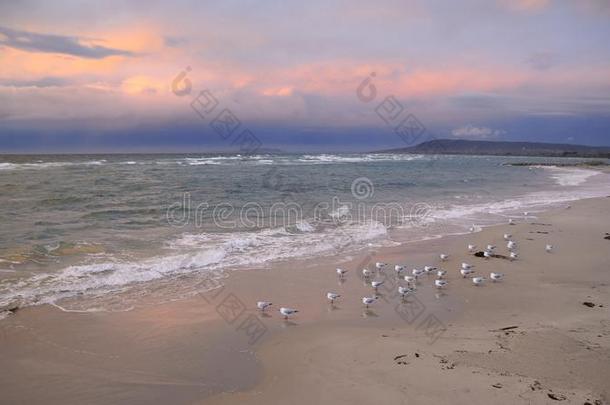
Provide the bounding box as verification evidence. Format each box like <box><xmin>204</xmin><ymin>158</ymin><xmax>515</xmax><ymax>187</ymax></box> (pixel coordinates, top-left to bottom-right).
<box><xmin>0</xmin><ymin>77</ymin><xmax>69</xmax><ymax>88</ymax></box>
<box><xmin>0</xmin><ymin>26</ymin><xmax>136</xmax><ymax>59</ymax></box>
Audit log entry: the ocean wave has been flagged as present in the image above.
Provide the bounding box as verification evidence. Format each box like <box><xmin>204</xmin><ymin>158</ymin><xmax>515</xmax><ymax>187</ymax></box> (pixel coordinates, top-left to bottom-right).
<box><xmin>0</xmin><ymin>160</ymin><xmax>107</xmax><ymax>171</ymax></box>
<box><xmin>0</xmin><ymin>220</ymin><xmax>389</xmax><ymax>313</ymax></box>
<box><xmin>419</xmin><ymin>170</ymin><xmax>610</xmax><ymax>229</ymax></box>
<box><xmin>535</xmin><ymin>166</ymin><xmax>601</xmax><ymax>186</ymax></box>
<box><xmin>297</xmin><ymin>154</ymin><xmax>426</xmax><ymax>164</ymax></box>
<box><xmin>171</xmin><ymin>154</ymin><xmax>429</xmax><ymax>166</ymax></box>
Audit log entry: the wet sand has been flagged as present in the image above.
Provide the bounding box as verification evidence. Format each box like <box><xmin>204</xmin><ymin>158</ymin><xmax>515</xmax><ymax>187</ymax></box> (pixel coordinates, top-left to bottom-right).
<box><xmin>1</xmin><ymin>197</ymin><xmax>609</xmax><ymax>404</ymax></box>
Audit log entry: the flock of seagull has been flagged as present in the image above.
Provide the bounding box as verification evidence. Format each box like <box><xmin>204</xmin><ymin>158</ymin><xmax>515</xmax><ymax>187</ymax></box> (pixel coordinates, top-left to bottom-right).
<box><xmin>258</xmin><ymin>215</ymin><xmax>555</xmax><ymax>320</ymax></box>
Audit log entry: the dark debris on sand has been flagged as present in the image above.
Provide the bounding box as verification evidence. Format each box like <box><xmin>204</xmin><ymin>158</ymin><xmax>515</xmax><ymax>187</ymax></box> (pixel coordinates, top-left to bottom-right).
<box><xmin>547</xmin><ymin>392</ymin><xmax>567</xmax><ymax>401</ymax></box>
<box><xmin>474</xmin><ymin>251</ymin><xmax>510</xmax><ymax>260</ymax></box>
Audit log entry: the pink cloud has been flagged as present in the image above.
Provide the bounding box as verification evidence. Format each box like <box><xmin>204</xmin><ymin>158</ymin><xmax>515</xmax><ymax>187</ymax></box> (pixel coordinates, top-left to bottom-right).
<box><xmin>500</xmin><ymin>0</ymin><xmax>551</xmax><ymax>12</ymax></box>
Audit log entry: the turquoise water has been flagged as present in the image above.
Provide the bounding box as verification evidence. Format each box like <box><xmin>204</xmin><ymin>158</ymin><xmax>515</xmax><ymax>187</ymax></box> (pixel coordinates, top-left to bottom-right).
<box><xmin>0</xmin><ymin>153</ymin><xmax>608</xmax><ymax>313</ymax></box>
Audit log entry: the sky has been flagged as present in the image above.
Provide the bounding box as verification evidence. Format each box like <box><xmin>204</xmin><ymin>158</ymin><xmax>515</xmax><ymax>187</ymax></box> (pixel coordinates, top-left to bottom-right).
<box><xmin>1</xmin><ymin>0</ymin><xmax>609</xmax><ymax>152</ymax></box>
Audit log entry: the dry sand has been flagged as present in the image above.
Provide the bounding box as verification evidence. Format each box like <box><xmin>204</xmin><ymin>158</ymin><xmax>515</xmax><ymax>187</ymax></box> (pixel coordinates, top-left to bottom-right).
<box><xmin>1</xmin><ymin>197</ymin><xmax>609</xmax><ymax>404</ymax></box>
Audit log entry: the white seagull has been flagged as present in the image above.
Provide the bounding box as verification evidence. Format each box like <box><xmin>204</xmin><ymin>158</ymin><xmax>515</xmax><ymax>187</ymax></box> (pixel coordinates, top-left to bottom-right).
<box><xmin>472</xmin><ymin>276</ymin><xmax>485</xmax><ymax>286</ymax></box>
<box><xmin>412</xmin><ymin>268</ymin><xmax>424</xmax><ymax>278</ymax></box>
<box><xmin>490</xmin><ymin>272</ymin><xmax>504</xmax><ymax>282</ymax></box>
<box><xmin>375</xmin><ymin>262</ymin><xmax>387</xmax><ymax>271</ymax></box>
<box><xmin>327</xmin><ymin>292</ymin><xmax>341</xmax><ymax>303</ymax></box>
<box><xmin>435</xmin><ymin>279</ymin><xmax>448</xmax><ymax>289</ymax></box>
<box><xmin>362</xmin><ymin>268</ymin><xmax>372</xmax><ymax>278</ymax></box>
<box><xmin>424</xmin><ymin>265</ymin><xmax>437</xmax><ymax>274</ymax></box>
<box><xmin>394</xmin><ymin>265</ymin><xmax>405</xmax><ymax>274</ymax></box>
<box><xmin>509</xmin><ymin>252</ymin><xmax>518</xmax><ymax>261</ymax></box>
<box><xmin>462</xmin><ymin>262</ymin><xmax>474</xmax><ymax>270</ymax></box>
<box><xmin>469</xmin><ymin>224</ymin><xmax>476</xmax><ymax>233</ymax></box>
<box><xmin>460</xmin><ymin>268</ymin><xmax>474</xmax><ymax>278</ymax></box>
<box><xmin>440</xmin><ymin>253</ymin><xmax>449</xmax><ymax>261</ymax></box>
<box><xmin>257</xmin><ymin>301</ymin><xmax>273</xmax><ymax>311</ymax></box>
<box><xmin>545</xmin><ymin>244</ymin><xmax>553</xmax><ymax>253</ymax></box>
<box><xmin>371</xmin><ymin>280</ymin><xmax>384</xmax><ymax>290</ymax></box>
<box><xmin>362</xmin><ymin>296</ymin><xmax>377</xmax><ymax>308</ymax></box>
<box><xmin>398</xmin><ymin>285</ymin><xmax>413</xmax><ymax>298</ymax></box>
<box><xmin>503</xmin><ymin>233</ymin><xmax>512</xmax><ymax>240</ymax></box>
<box><xmin>468</xmin><ymin>244</ymin><xmax>477</xmax><ymax>253</ymax></box>
<box><xmin>507</xmin><ymin>240</ymin><xmax>517</xmax><ymax>250</ymax></box>
<box><xmin>437</xmin><ymin>269</ymin><xmax>447</xmax><ymax>279</ymax></box>
<box><xmin>486</xmin><ymin>244</ymin><xmax>496</xmax><ymax>251</ymax></box>
<box><xmin>509</xmin><ymin>218</ymin><xmax>515</xmax><ymax>225</ymax></box>
<box><xmin>336</xmin><ymin>268</ymin><xmax>348</xmax><ymax>277</ymax></box>
<box><xmin>483</xmin><ymin>250</ymin><xmax>493</xmax><ymax>259</ymax></box>
<box><xmin>404</xmin><ymin>275</ymin><xmax>416</xmax><ymax>284</ymax></box>
<box><xmin>279</xmin><ymin>307</ymin><xmax>299</xmax><ymax>319</ymax></box>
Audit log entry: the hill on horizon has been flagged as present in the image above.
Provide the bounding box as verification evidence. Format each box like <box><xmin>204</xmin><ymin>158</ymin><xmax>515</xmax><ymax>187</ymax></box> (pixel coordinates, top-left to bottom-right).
<box><xmin>377</xmin><ymin>139</ymin><xmax>610</xmax><ymax>158</ymax></box>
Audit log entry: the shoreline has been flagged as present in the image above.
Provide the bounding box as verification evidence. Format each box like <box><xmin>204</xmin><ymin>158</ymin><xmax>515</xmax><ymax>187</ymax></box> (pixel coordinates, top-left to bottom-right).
<box><xmin>1</xmin><ymin>196</ymin><xmax>609</xmax><ymax>404</ymax></box>
<box><xmin>3</xmin><ymin>164</ymin><xmax>609</xmax><ymax>317</ymax></box>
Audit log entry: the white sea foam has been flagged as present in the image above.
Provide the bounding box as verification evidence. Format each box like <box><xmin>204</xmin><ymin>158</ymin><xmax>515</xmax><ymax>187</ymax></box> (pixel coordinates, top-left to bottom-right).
<box><xmin>0</xmin><ymin>220</ymin><xmax>389</xmax><ymax>312</ymax></box>
<box><xmin>298</xmin><ymin>154</ymin><xmax>425</xmax><ymax>164</ymax></box>
<box><xmin>537</xmin><ymin>166</ymin><xmax>601</xmax><ymax>186</ymax></box>
<box><xmin>0</xmin><ymin>160</ymin><xmax>107</xmax><ymax>171</ymax></box>
<box><xmin>420</xmin><ymin>170</ymin><xmax>610</xmax><ymax>231</ymax></box>
<box><xmin>295</xmin><ymin>220</ymin><xmax>316</xmax><ymax>232</ymax></box>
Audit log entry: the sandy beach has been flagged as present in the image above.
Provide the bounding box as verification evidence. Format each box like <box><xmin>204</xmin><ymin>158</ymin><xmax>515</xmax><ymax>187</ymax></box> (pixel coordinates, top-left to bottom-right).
<box><xmin>1</xmin><ymin>196</ymin><xmax>609</xmax><ymax>404</ymax></box>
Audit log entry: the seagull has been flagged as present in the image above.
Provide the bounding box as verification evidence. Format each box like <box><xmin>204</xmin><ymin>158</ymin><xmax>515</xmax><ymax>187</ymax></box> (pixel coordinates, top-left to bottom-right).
<box><xmin>440</xmin><ymin>253</ymin><xmax>449</xmax><ymax>261</ymax></box>
<box><xmin>394</xmin><ymin>265</ymin><xmax>405</xmax><ymax>275</ymax></box>
<box><xmin>437</xmin><ymin>269</ymin><xmax>447</xmax><ymax>279</ymax></box>
<box><xmin>462</xmin><ymin>262</ymin><xmax>473</xmax><ymax>270</ymax></box>
<box><xmin>362</xmin><ymin>296</ymin><xmax>377</xmax><ymax>308</ymax></box>
<box><xmin>468</xmin><ymin>244</ymin><xmax>477</xmax><ymax>253</ymax></box>
<box><xmin>375</xmin><ymin>262</ymin><xmax>387</xmax><ymax>271</ymax></box>
<box><xmin>486</xmin><ymin>244</ymin><xmax>496</xmax><ymax>251</ymax></box>
<box><xmin>424</xmin><ymin>265</ymin><xmax>437</xmax><ymax>275</ymax></box>
<box><xmin>490</xmin><ymin>272</ymin><xmax>504</xmax><ymax>282</ymax></box>
<box><xmin>472</xmin><ymin>277</ymin><xmax>485</xmax><ymax>286</ymax></box>
<box><xmin>336</xmin><ymin>268</ymin><xmax>348</xmax><ymax>277</ymax></box>
<box><xmin>327</xmin><ymin>292</ymin><xmax>341</xmax><ymax>303</ymax></box>
<box><xmin>503</xmin><ymin>233</ymin><xmax>512</xmax><ymax>240</ymax></box>
<box><xmin>362</xmin><ymin>268</ymin><xmax>372</xmax><ymax>278</ymax></box>
<box><xmin>509</xmin><ymin>252</ymin><xmax>518</xmax><ymax>261</ymax></box>
<box><xmin>545</xmin><ymin>244</ymin><xmax>553</xmax><ymax>253</ymax></box>
<box><xmin>257</xmin><ymin>301</ymin><xmax>273</xmax><ymax>311</ymax></box>
<box><xmin>371</xmin><ymin>280</ymin><xmax>384</xmax><ymax>290</ymax></box>
<box><xmin>524</xmin><ymin>211</ymin><xmax>530</xmax><ymax>217</ymax></box>
<box><xmin>460</xmin><ymin>268</ymin><xmax>474</xmax><ymax>278</ymax></box>
<box><xmin>404</xmin><ymin>275</ymin><xmax>416</xmax><ymax>284</ymax></box>
<box><xmin>398</xmin><ymin>285</ymin><xmax>413</xmax><ymax>298</ymax></box>
<box><xmin>509</xmin><ymin>218</ymin><xmax>515</xmax><ymax>225</ymax></box>
<box><xmin>469</xmin><ymin>225</ymin><xmax>476</xmax><ymax>233</ymax></box>
<box><xmin>435</xmin><ymin>279</ymin><xmax>448</xmax><ymax>289</ymax></box>
<box><xmin>483</xmin><ymin>250</ymin><xmax>493</xmax><ymax>259</ymax></box>
<box><xmin>412</xmin><ymin>268</ymin><xmax>424</xmax><ymax>278</ymax></box>
<box><xmin>279</xmin><ymin>307</ymin><xmax>299</xmax><ymax>319</ymax></box>
<box><xmin>507</xmin><ymin>240</ymin><xmax>517</xmax><ymax>250</ymax></box>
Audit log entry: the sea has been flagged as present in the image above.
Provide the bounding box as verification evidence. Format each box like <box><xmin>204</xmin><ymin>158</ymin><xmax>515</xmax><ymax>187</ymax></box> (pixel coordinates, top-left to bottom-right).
<box><xmin>1</xmin><ymin>153</ymin><xmax>609</xmax><ymax>316</ymax></box>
